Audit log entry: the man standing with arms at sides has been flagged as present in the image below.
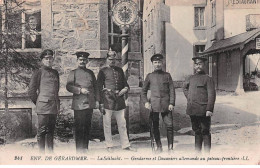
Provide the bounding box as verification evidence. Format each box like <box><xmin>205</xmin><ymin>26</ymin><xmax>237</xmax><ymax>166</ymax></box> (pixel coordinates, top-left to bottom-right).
<box><xmin>183</xmin><ymin>57</ymin><xmax>216</xmax><ymax>154</ymax></box>
<box><xmin>28</xmin><ymin>49</ymin><xmax>60</xmax><ymax>154</ymax></box>
<box><xmin>141</xmin><ymin>54</ymin><xmax>175</xmax><ymax>154</ymax></box>
<box><xmin>97</xmin><ymin>48</ymin><xmax>136</xmax><ymax>153</ymax></box>
<box><xmin>66</xmin><ymin>52</ymin><xmax>99</xmax><ymax>154</ymax></box>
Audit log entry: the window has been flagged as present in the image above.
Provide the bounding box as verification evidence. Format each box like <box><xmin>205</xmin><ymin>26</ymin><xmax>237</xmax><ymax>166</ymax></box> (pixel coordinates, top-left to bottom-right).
<box><xmin>194</xmin><ymin>7</ymin><xmax>205</xmax><ymax>27</ymax></box>
<box><xmin>108</xmin><ymin>0</ymin><xmax>142</xmax><ymax>52</ymax></box>
<box><xmin>25</xmin><ymin>11</ymin><xmax>41</xmax><ymax>49</ymax></box>
<box><xmin>108</xmin><ymin>0</ymin><xmax>122</xmax><ymax>50</ymax></box>
<box><xmin>1</xmin><ymin>2</ymin><xmax>41</xmax><ymax>50</ymax></box>
<box><xmin>194</xmin><ymin>45</ymin><xmax>205</xmax><ymax>57</ymax></box>
<box><xmin>211</xmin><ymin>1</ymin><xmax>216</xmax><ymax>26</ymax></box>
<box><xmin>5</xmin><ymin>11</ymin><xmax>22</xmax><ymax>48</ymax></box>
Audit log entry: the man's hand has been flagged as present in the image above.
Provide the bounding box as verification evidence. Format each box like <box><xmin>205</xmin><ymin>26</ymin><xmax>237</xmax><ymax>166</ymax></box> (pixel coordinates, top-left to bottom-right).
<box><xmin>145</xmin><ymin>102</ymin><xmax>151</xmax><ymax>110</ymax></box>
<box><xmin>168</xmin><ymin>104</ymin><xmax>174</xmax><ymax>111</ymax></box>
<box><xmin>206</xmin><ymin>111</ymin><xmax>213</xmax><ymax>117</ymax></box>
<box><xmin>95</xmin><ymin>101</ymin><xmax>99</xmax><ymax>109</ymax></box>
<box><xmin>99</xmin><ymin>104</ymin><xmax>106</xmax><ymax>115</ymax></box>
<box><xmin>118</xmin><ymin>87</ymin><xmax>128</xmax><ymax>96</ymax></box>
<box><xmin>80</xmin><ymin>88</ymin><xmax>89</xmax><ymax>94</ymax></box>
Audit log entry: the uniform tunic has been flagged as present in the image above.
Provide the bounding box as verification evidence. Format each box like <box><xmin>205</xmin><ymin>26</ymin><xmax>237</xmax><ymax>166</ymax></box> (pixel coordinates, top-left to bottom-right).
<box><xmin>141</xmin><ymin>70</ymin><xmax>175</xmax><ymax>113</ymax></box>
<box><xmin>183</xmin><ymin>72</ymin><xmax>216</xmax><ymax>116</ymax></box>
<box><xmin>28</xmin><ymin>66</ymin><xmax>60</xmax><ymax>114</ymax></box>
<box><xmin>97</xmin><ymin>66</ymin><xmax>129</xmax><ymax>111</ymax></box>
<box><xmin>66</xmin><ymin>67</ymin><xmax>98</xmax><ymax>110</ymax></box>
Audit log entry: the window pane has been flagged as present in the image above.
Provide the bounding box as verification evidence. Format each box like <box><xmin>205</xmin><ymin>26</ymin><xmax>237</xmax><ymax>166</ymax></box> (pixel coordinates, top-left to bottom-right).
<box><xmin>195</xmin><ymin>8</ymin><xmax>199</xmax><ymax>27</ymax></box>
<box><xmin>5</xmin><ymin>13</ymin><xmax>22</xmax><ymax>48</ymax></box>
<box><xmin>7</xmin><ymin>12</ymin><xmax>22</xmax><ymax>48</ymax></box>
<box><xmin>200</xmin><ymin>8</ymin><xmax>204</xmax><ymax>26</ymax></box>
<box><xmin>195</xmin><ymin>45</ymin><xmax>205</xmax><ymax>57</ymax></box>
<box><xmin>211</xmin><ymin>2</ymin><xmax>216</xmax><ymax>26</ymax></box>
<box><xmin>113</xmin><ymin>23</ymin><xmax>121</xmax><ymax>34</ymax></box>
<box><xmin>25</xmin><ymin>11</ymin><xmax>41</xmax><ymax>48</ymax></box>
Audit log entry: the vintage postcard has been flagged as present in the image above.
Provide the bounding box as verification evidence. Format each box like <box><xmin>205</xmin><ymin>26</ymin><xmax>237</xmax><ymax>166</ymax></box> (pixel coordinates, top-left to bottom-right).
<box><xmin>0</xmin><ymin>0</ymin><xmax>259</xmax><ymax>165</ymax></box>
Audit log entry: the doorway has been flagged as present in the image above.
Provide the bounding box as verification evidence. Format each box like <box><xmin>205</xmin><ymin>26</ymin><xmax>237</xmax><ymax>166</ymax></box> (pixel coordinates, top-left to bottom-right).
<box><xmin>243</xmin><ymin>53</ymin><xmax>260</xmax><ymax>91</ymax></box>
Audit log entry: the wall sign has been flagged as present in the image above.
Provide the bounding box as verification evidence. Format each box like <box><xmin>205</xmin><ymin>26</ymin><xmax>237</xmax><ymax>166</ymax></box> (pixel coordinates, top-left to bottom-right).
<box><xmin>112</xmin><ymin>0</ymin><xmax>138</xmax><ymax>28</ymax></box>
<box><xmin>256</xmin><ymin>38</ymin><xmax>260</xmax><ymax>49</ymax></box>
<box><xmin>225</xmin><ymin>0</ymin><xmax>260</xmax><ymax>8</ymax></box>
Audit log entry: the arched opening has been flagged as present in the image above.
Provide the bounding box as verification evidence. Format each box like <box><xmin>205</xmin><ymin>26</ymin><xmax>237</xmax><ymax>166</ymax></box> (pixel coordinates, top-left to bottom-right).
<box><xmin>243</xmin><ymin>50</ymin><xmax>260</xmax><ymax>91</ymax></box>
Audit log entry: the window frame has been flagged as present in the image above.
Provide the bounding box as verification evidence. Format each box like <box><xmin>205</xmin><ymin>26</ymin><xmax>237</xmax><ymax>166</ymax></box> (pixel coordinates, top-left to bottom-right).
<box><xmin>108</xmin><ymin>0</ymin><xmax>121</xmax><ymax>49</ymax></box>
<box><xmin>194</xmin><ymin>5</ymin><xmax>206</xmax><ymax>30</ymax></box>
<box><xmin>211</xmin><ymin>0</ymin><xmax>216</xmax><ymax>27</ymax></box>
<box><xmin>0</xmin><ymin>2</ymin><xmax>42</xmax><ymax>52</ymax></box>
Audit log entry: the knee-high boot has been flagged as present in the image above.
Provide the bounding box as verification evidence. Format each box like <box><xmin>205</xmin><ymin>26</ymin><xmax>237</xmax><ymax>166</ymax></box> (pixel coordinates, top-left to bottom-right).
<box><xmin>203</xmin><ymin>134</ymin><xmax>211</xmax><ymax>154</ymax></box>
<box><xmin>46</xmin><ymin>133</ymin><xmax>54</xmax><ymax>153</ymax></box>
<box><xmin>195</xmin><ymin>134</ymin><xmax>203</xmax><ymax>153</ymax></box>
<box><xmin>37</xmin><ymin>126</ymin><xmax>46</xmax><ymax>154</ymax></box>
<box><xmin>153</xmin><ymin>127</ymin><xmax>162</xmax><ymax>153</ymax></box>
<box><xmin>167</xmin><ymin>127</ymin><xmax>174</xmax><ymax>151</ymax></box>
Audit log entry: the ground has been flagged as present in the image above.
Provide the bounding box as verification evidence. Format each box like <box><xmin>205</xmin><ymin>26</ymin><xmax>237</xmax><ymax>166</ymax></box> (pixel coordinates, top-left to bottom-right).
<box><xmin>0</xmin><ymin>90</ymin><xmax>259</xmax><ymax>165</ymax></box>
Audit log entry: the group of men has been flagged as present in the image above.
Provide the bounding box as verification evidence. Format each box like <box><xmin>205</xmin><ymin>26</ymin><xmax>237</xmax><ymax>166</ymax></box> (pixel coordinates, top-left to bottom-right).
<box><xmin>28</xmin><ymin>48</ymin><xmax>216</xmax><ymax>155</ymax></box>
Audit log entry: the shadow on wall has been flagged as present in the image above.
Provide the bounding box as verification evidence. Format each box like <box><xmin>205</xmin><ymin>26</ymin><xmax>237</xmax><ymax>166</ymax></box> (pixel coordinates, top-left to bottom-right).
<box><xmin>165</xmin><ymin>25</ymin><xmax>194</xmax><ymax>81</ymax></box>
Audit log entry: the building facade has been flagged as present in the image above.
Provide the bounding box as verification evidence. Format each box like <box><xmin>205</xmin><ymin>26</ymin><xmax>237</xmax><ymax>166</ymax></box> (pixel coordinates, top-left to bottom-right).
<box><xmin>0</xmin><ymin>0</ymin><xmax>144</xmax><ymax>139</ymax></box>
<box><xmin>202</xmin><ymin>0</ymin><xmax>260</xmax><ymax>93</ymax></box>
<box><xmin>143</xmin><ymin>0</ymin><xmax>260</xmax><ymax>92</ymax></box>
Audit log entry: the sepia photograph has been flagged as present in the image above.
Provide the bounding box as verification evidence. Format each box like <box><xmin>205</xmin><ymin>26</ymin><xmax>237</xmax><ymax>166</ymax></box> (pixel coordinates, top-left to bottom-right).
<box><xmin>0</xmin><ymin>0</ymin><xmax>259</xmax><ymax>165</ymax></box>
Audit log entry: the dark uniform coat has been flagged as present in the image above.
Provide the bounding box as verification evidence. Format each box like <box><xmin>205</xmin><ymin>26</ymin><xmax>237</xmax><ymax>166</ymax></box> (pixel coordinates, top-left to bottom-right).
<box><xmin>66</xmin><ymin>67</ymin><xmax>99</xmax><ymax>110</ymax></box>
<box><xmin>97</xmin><ymin>66</ymin><xmax>129</xmax><ymax>111</ymax></box>
<box><xmin>141</xmin><ymin>70</ymin><xmax>176</xmax><ymax>113</ymax></box>
<box><xmin>183</xmin><ymin>72</ymin><xmax>216</xmax><ymax>116</ymax></box>
<box><xmin>28</xmin><ymin>66</ymin><xmax>60</xmax><ymax>114</ymax></box>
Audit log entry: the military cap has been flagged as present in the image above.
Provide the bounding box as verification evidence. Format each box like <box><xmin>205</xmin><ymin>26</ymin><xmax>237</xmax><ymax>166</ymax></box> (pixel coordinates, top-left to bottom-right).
<box><xmin>76</xmin><ymin>51</ymin><xmax>90</xmax><ymax>59</ymax></box>
<box><xmin>106</xmin><ymin>48</ymin><xmax>117</xmax><ymax>58</ymax></box>
<box><xmin>192</xmin><ymin>56</ymin><xmax>207</xmax><ymax>62</ymax></box>
<box><xmin>40</xmin><ymin>49</ymin><xmax>54</xmax><ymax>60</ymax></box>
<box><xmin>151</xmin><ymin>54</ymin><xmax>163</xmax><ymax>62</ymax></box>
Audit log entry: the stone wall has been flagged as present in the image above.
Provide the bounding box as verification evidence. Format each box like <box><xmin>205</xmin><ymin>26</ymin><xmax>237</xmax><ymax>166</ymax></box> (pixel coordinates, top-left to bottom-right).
<box><xmin>41</xmin><ymin>0</ymin><xmax>143</xmax><ymax>137</ymax></box>
<box><xmin>0</xmin><ymin>0</ymin><xmax>144</xmax><ymax>141</ymax></box>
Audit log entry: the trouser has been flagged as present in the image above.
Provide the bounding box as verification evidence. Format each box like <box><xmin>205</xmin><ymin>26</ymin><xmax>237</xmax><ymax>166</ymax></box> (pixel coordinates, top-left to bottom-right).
<box><xmin>74</xmin><ymin>109</ymin><xmax>93</xmax><ymax>153</ymax></box>
<box><xmin>103</xmin><ymin>109</ymin><xmax>130</xmax><ymax>149</ymax></box>
<box><xmin>150</xmin><ymin>111</ymin><xmax>174</xmax><ymax>150</ymax></box>
<box><xmin>190</xmin><ymin>116</ymin><xmax>211</xmax><ymax>153</ymax></box>
<box><xmin>37</xmin><ymin>114</ymin><xmax>57</xmax><ymax>154</ymax></box>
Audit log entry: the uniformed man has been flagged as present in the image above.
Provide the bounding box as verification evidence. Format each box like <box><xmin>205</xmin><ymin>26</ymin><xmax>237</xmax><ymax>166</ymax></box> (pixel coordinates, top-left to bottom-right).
<box><xmin>141</xmin><ymin>54</ymin><xmax>176</xmax><ymax>154</ymax></box>
<box><xmin>28</xmin><ymin>49</ymin><xmax>60</xmax><ymax>154</ymax></box>
<box><xmin>97</xmin><ymin>49</ymin><xmax>136</xmax><ymax>153</ymax></box>
<box><xmin>183</xmin><ymin>56</ymin><xmax>216</xmax><ymax>154</ymax></box>
<box><xmin>66</xmin><ymin>51</ymin><xmax>99</xmax><ymax>154</ymax></box>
